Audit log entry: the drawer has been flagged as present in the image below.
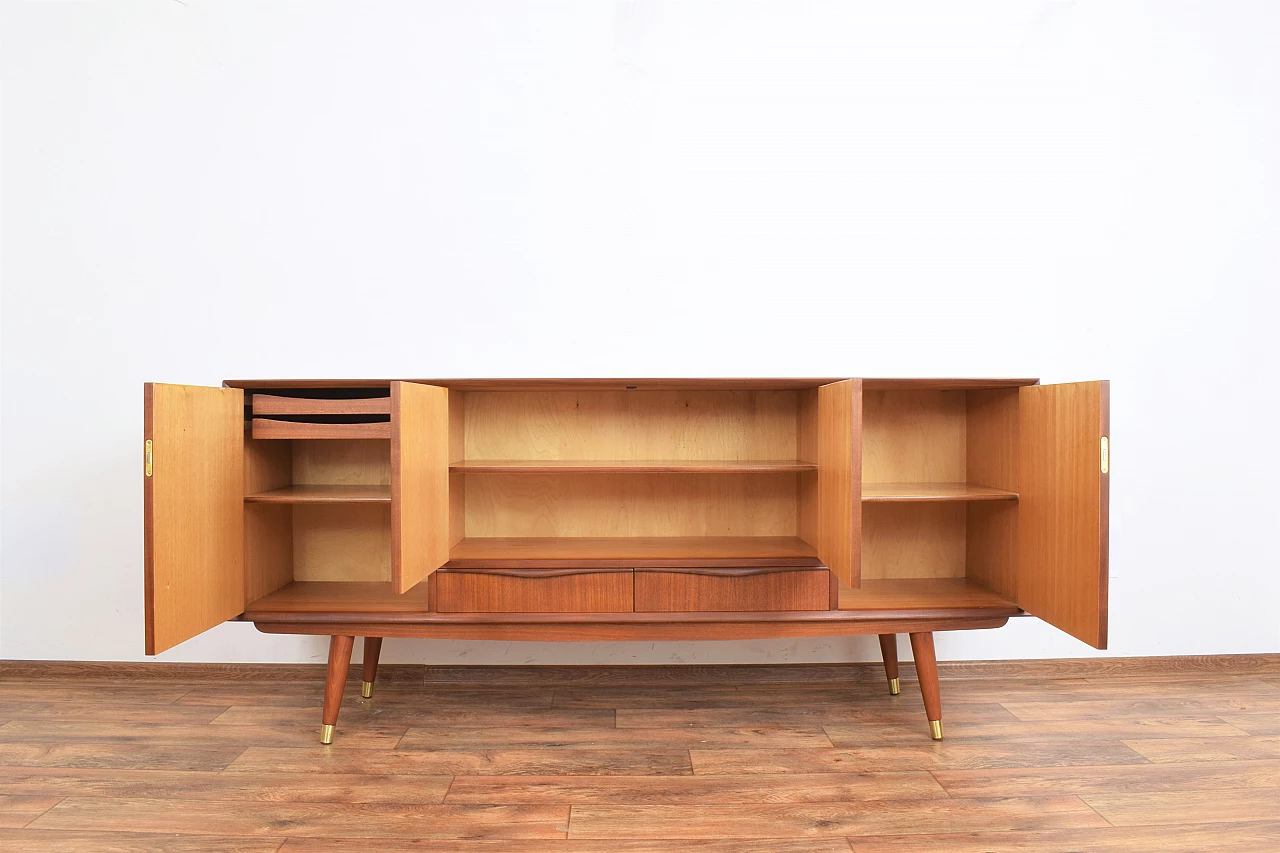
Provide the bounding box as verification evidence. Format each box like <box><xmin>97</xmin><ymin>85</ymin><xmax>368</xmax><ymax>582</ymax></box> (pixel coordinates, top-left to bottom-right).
<box><xmin>634</xmin><ymin>567</ymin><xmax>831</xmax><ymax>612</ymax></box>
<box><xmin>250</xmin><ymin>392</ymin><xmax>392</xmax><ymax>440</ymax></box>
<box><xmin>433</xmin><ymin>568</ymin><xmax>634</xmax><ymax>613</ymax></box>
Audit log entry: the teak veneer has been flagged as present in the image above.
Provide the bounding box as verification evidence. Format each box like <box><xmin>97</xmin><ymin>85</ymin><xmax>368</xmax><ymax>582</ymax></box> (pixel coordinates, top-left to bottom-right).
<box><xmin>143</xmin><ymin>377</ymin><xmax>1110</xmax><ymax>743</ymax></box>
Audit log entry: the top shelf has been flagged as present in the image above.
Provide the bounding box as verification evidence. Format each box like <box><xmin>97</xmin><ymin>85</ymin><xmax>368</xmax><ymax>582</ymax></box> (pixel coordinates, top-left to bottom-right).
<box><xmin>449</xmin><ymin>460</ymin><xmax>818</xmax><ymax>474</ymax></box>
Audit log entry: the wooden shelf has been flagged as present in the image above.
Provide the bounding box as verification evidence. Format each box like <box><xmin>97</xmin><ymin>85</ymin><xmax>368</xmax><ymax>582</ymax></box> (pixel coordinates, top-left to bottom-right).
<box><xmin>244</xmin><ymin>485</ymin><xmax>391</xmax><ymax>504</ymax></box>
<box><xmin>447</xmin><ymin>536</ymin><xmax>822</xmax><ymax>568</ymax></box>
<box><xmin>450</xmin><ymin>460</ymin><xmax>818</xmax><ymax>474</ymax></box>
<box><xmin>861</xmin><ymin>483</ymin><xmax>1018</xmax><ymax>502</ymax></box>
<box><xmin>251</xmin><ymin>418</ymin><xmax>391</xmax><ymax>440</ymax></box>
<box><xmin>838</xmin><ymin>578</ymin><xmax>1019</xmax><ymax>613</ymax></box>
<box><xmin>246</xmin><ymin>582</ymin><xmax>431</xmax><ymax>619</ymax></box>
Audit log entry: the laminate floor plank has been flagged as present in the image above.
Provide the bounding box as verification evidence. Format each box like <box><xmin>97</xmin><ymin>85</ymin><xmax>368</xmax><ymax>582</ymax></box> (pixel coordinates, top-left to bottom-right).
<box><xmin>178</xmin><ymin>686</ymin><xmax>557</xmax><ymax>709</ymax></box>
<box><xmin>212</xmin><ymin>706</ymin><xmax>615</xmax><ymax>729</ymax></box>
<box><xmin>398</xmin><ymin>726</ymin><xmax>833</xmax><ymax>751</ymax></box>
<box><xmin>1003</xmin><ymin>697</ymin><xmax>1280</xmax><ymax>721</ymax></box>
<box><xmin>30</xmin><ymin>797</ymin><xmax>570</xmax><ymax>839</ymax></box>
<box><xmin>0</xmin><ymin>721</ymin><xmax>404</xmax><ymax>750</ymax></box>
<box><xmin>0</xmin><ymin>795</ymin><xmax>63</xmax><ymax>828</ymax></box>
<box><xmin>615</xmin><ymin>703</ymin><xmax>1017</xmax><ymax>728</ymax></box>
<box><xmin>1216</xmin><ymin>713</ymin><xmax>1280</xmax><ymax>735</ymax></box>
<box><xmin>0</xmin><ymin>742</ymin><xmax>246</xmax><ymax>772</ymax></box>
<box><xmin>0</xmin><ymin>684</ymin><xmax>192</xmax><ymax>705</ymax></box>
<box><xmin>279</xmin><ymin>839</ymin><xmax>854</xmax><ymax>853</ymax></box>
<box><xmin>0</xmin><ymin>766</ymin><xmax>452</xmax><ymax>805</ymax></box>
<box><xmin>226</xmin><ymin>747</ymin><xmax>695</xmax><ymax>777</ymax></box>
<box><xmin>0</xmin><ymin>828</ymin><xmax>288</xmax><ymax>852</ymax></box>
<box><xmin>566</xmin><ymin>797</ymin><xmax>1110</xmax><ymax>839</ymax></box>
<box><xmin>846</xmin><ymin>820</ymin><xmax>1280</xmax><ymax>852</ymax></box>
<box><xmin>1123</xmin><ymin>735</ymin><xmax>1280</xmax><ymax>763</ymax></box>
<box><xmin>1083</xmin><ymin>788</ymin><xmax>1280</xmax><ymax>826</ymax></box>
<box><xmin>824</xmin><ymin>717</ymin><xmax>1248</xmax><ymax>745</ymax></box>
<box><xmin>933</xmin><ymin>759</ymin><xmax>1280</xmax><ymax>797</ymax></box>
<box><xmin>444</xmin><ymin>771</ymin><xmax>947</xmax><ymax>804</ymax></box>
<box><xmin>0</xmin><ymin>702</ymin><xmax>231</xmax><ymax>725</ymax></box>
<box><xmin>690</xmin><ymin>741</ymin><xmax>1150</xmax><ymax>774</ymax></box>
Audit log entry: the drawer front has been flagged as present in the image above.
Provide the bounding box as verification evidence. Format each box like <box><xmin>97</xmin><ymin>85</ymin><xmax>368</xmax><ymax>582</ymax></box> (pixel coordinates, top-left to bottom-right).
<box><xmin>634</xmin><ymin>568</ymin><xmax>831</xmax><ymax>612</ymax></box>
<box><xmin>434</xmin><ymin>569</ymin><xmax>634</xmax><ymax>613</ymax></box>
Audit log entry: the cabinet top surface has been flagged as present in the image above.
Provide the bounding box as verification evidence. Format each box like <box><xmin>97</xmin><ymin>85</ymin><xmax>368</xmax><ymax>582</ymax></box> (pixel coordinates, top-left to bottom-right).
<box><xmin>222</xmin><ymin>378</ymin><xmax>1041</xmax><ymax>391</ymax></box>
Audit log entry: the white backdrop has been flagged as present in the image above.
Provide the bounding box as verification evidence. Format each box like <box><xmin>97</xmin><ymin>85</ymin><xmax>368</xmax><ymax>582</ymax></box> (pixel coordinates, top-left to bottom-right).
<box><xmin>2</xmin><ymin>1</ymin><xmax>1278</xmax><ymax>667</ymax></box>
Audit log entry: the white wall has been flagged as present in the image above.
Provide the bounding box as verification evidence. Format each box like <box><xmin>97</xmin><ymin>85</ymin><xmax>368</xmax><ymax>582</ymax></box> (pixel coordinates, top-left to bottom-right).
<box><xmin>2</xmin><ymin>0</ymin><xmax>1277</xmax><ymax>667</ymax></box>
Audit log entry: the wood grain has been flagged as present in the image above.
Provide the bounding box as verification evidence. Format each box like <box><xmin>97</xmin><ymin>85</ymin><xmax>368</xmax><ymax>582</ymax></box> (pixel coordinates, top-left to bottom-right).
<box><xmin>462</xmin><ymin>390</ymin><xmax>801</xmax><ymax>461</ymax></box>
<box><xmin>434</xmin><ymin>570</ymin><xmax>634</xmax><ymax>613</ymax></box>
<box><xmin>966</xmin><ymin>386</ymin><xmax>1021</xmax><ymax>601</ymax></box>
<box><xmin>847</xmin><ymin>822</ymin><xmax>1280</xmax><ymax>853</ymax></box>
<box><xmin>1018</xmin><ymin>380</ymin><xmax>1109</xmax><ymax>648</ymax></box>
<box><xmin>293</xmin><ymin>440</ymin><xmax>390</xmax><ymax>486</ymax></box>
<box><xmin>29</xmin><ymin>798</ymin><xmax>570</xmax><ymax>839</ymax></box>
<box><xmin>252</xmin><ymin>420</ymin><xmax>391</xmax><ymax>440</ymax></box>
<box><xmin>861</xmin><ymin>503</ymin><xmax>966</xmax><ymax>579</ymax></box>
<box><xmin>816</xmin><ymin>379</ymin><xmax>859</xmax><ymax>587</ymax></box>
<box><xmin>391</xmin><ymin>381</ymin><xmax>451</xmax><ymax>594</ymax></box>
<box><xmin>446</xmin><ymin>536</ymin><xmax>820</xmax><ymax>568</ymax></box>
<box><xmin>634</xmin><ymin>569</ymin><xmax>830</xmax><ymax>612</ymax></box>
<box><xmin>444</xmin><ymin>771</ymin><xmax>947</xmax><ymax>804</ymax></box>
<box><xmin>567</xmin><ymin>797</ymin><xmax>1108</xmax><ymax>839</ymax></box>
<box><xmin>452</xmin><ymin>460</ymin><xmax>817</xmax><ymax>473</ymax></box>
<box><xmin>933</xmin><ymin>759</ymin><xmax>1280</xmax><ymax>797</ymax></box>
<box><xmin>244</xmin><ymin>439</ymin><xmax>294</xmax><ymax>603</ymax></box>
<box><xmin>252</xmin><ymin>395</ymin><xmax>391</xmax><ymax>416</ymax></box>
<box><xmin>245</xmin><ymin>485</ymin><xmax>391</xmax><ymax>503</ymax></box>
<box><xmin>862</xmin><ymin>389</ymin><xmax>966</xmax><ymax>484</ymax></box>
<box><xmin>861</xmin><ymin>378</ymin><xmax>1039</xmax><ymax>391</ymax></box>
<box><xmin>838</xmin><ymin>578</ymin><xmax>1017</xmax><ymax>613</ymax></box>
<box><xmin>0</xmin><ymin>829</ymin><xmax>287</xmax><ymax>853</ymax></box>
<box><xmin>10</xmin><ymin>661</ymin><xmax>1280</xmax><ymax>849</ymax></box>
<box><xmin>464</xmin><ymin>472</ymin><xmax>800</xmax><ymax>538</ymax></box>
<box><xmin>144</xmin><ymin>383</ymin><xmax>245</xmax><ymax>655</ymax></box>
<box><xmin>292</xmin><ymin>504</ymin><xmax>391</xmax><ymax>583</ymax></box>
<box><xmin>861</xmin><ymin>483</ymin><xmax>1016</xmax><ymax>501</ymax></box>
<box><xmin>228</xmin><ymin>747</ymin><xmax>695</xmax><ymax>776</ymax></box>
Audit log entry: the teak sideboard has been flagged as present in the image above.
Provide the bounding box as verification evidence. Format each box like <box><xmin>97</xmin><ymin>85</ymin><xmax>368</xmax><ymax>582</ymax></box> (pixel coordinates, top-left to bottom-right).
<box><xmin>143</xmin><ymin>377</ymin><xmax>1109</xmax><ymax>743</ymax></box>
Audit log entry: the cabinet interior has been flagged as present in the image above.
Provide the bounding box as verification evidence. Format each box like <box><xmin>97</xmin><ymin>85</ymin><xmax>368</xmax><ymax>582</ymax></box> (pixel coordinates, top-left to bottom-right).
<box><xmin>241</xmin><ymin>382</ymin><xmax>1027</xmax><ymax>606</ymax></box>
<box><xmin>450</xmin><ymin>388</ymin><xmax>824</xmax><ymax>564</ymax></box>
<box><xmin>860</xmin><ymin>387</ymin><xmax>1019</xmax><ymax>600</ymax></box>
<box><xmin>245</xmin><ymin>438</ymin><xmax>393</xmax><ymax>600</ymax></box>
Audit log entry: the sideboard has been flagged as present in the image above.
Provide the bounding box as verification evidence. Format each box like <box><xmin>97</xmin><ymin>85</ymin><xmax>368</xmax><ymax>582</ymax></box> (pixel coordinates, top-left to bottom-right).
<box><xmin>143</xmin><ymin>377</ymin><xmax>1109</xmax><ymax>743</ymax></box>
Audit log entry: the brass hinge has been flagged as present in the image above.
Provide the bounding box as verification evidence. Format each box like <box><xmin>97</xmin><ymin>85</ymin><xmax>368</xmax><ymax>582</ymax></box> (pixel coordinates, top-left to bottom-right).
<box><xmin>1100</xmin><ymin>436</ymin><xmax>1109</xmax><ymax>474</ymax></box>
<box><xmin>145</xmin><ymin>439</ymin><xmax>153</xmax><ymax>477</ymax></box>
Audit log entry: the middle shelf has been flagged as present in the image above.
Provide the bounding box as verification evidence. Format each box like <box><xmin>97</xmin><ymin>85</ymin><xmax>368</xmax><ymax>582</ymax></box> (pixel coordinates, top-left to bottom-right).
<box><xmin>245</xmin><ymin>485</ymin><xmax>391</xmax><ymax>504</ymax></box>
<box><xmin>450</xmin><ymin>460</ymin><xmax>818</xmax><ymax>473</ymax></box>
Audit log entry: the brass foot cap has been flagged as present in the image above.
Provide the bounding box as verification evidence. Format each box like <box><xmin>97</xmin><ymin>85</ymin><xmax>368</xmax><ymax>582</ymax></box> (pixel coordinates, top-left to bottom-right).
<box><xmin>320</xmin><ymin>724</ymin><xmax>335</xmax><ymax>745</ymax></box>
<box><xmin>888</xmin><ymin>677</ymin><xmax>901</xmax><ymax>695</ymax></box>
<box><xmin>361</xmin><ymin>681</ymin><xmax>373</xmax><ymax>699</ymax></box>
<box><xmin>929</xmin><ymin>720</ymin><xmax>944</xmax><ymax>740</ymax></box>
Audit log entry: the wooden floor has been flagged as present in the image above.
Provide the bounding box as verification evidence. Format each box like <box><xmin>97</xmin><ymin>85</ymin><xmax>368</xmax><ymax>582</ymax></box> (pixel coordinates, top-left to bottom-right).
<box><xmin>1</xmin><ymin>659</ymin><xmax>1279</xmax><ymax>851</ymax></box>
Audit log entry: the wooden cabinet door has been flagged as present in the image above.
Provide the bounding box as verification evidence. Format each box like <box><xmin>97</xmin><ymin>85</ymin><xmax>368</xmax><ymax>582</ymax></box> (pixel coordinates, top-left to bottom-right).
<box><xmin>391</xmin><ymin>381</ymin><xmax>451</xmax><ymax>593</ymax></box>
<box><xmin>816</xmin><ymin>379</ymin><xmax>861</xmax><ymax>586</ymax></box>
<box><xmin>1017</xmin><ymin>381</ymin><xmax>1110</xmax><ymax>648</ymax></box>
<box><xmin>144</xmin><ymin>383</ymin><xmax>244</xmax><ymax>655</ymax></box>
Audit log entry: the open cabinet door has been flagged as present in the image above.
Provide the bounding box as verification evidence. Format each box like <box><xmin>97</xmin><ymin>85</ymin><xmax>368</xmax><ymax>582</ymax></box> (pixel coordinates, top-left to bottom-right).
<box><xmin>144</xmin><ymin>383</ymin><xmax>244</xmax><ymax>655</ymax></box>
<box><xmin>391</xmin><ymin>381</ymin><xmax>451</xmax><ymax>594</ymax></box>
<box><xmin>1017</xmin><ymin>381</ymin><xmax>1110</xmax><ymax>648</ymax></box>
<box><xmin>816</xmin><ymin>379</ymin><xmax>861</xmax><ymax>587</ymax></box>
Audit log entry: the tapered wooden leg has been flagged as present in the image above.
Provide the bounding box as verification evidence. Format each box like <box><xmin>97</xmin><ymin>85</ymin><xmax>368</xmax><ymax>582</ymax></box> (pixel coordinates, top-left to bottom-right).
<box><xmin>321</xmin><ymin>635</ymin><xmax>355</xmax><ymax>744</ymax></box>
<box><xmin>878</xmin><ymin>634</ymin><xmax>900</xmax><ymax>695</ymax></box>
<box><xmin>361</xmin><ymin>637</ymin><xmax>383</xmax><ymax>699</ymax></box>
<box><xmin>909</xmin><ymin>631</ymin><xmax>943</xmax><ymax>740</ymax></box>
